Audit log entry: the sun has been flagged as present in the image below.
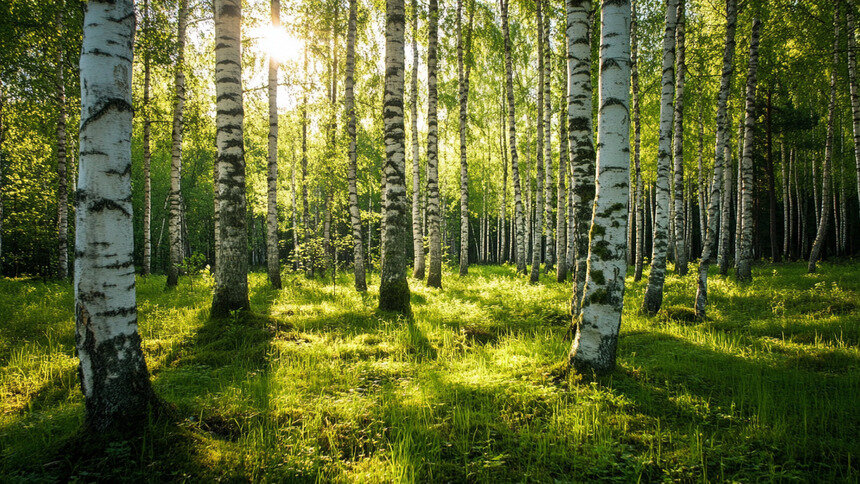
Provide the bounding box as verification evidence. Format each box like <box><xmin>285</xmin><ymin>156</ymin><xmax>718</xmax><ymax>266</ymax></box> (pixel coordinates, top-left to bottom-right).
<box><xmin>256</xmin><ymin>25</ymin><xmax>303</xmax><ymax>65</ymax></box>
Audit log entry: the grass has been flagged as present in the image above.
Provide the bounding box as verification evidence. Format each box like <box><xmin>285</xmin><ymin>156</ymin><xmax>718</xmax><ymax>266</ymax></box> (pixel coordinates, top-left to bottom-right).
<box><xmin>0</xmin><ymin>261</ymin><xmax>857</xmax><ymax>482</ymax></box>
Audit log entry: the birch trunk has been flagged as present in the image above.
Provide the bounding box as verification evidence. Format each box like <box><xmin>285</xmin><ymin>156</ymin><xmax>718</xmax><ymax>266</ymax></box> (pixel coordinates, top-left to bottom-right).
<box><xmin>781</xmin><ymin>140</ymin><xmax>789</xmax><ymax>258</ymax></box>
<box><xmin>379</xmin><ymin>0</ymin><xmax>411</xmax><ymax>314</ymax></box>
<box><xmin>410</xmin><ymin>0</ymin><xmax>424</xmax><ymax>279</ymax></box>
<box><xmin>697</xmin><ymin>107</ymin><xmax>706</xmax><ymax>250</ymax></box>
<box><xmin>531</xmin><ymin>0</ymin><xmax>546</xmax><ymax>284</ymax></box>
<box><xmin>642</xmin><ymin>0</ymin><xmax>678</xmax><ymax>315</ymax></box>
<box><xmin>847</xmin><ymin>11</ymin><xmax>860</xmax><ymax>225</ymax></box>
<box><xmin>766</xmin><ymin>89</ymin><xmax>780</xmax><ymax>262</ymax></box>
<box><xmin>569</xmin><ymin>0</ymin><xmax>630</xmax><ymax>374</ymax></box>
<box><xmin>266</xmin><ymin>0</ymin><xmax>282</xmax><ymax>288</ymax></box>
<box><xmin>56</xmin><ymin>9</ymin><xmax>69</xmax><ymax>279</ymax></box>
<box><xmin>736</xmin><ymin>19</ymin><xmax>762</xmax><ymax>282</ymax></box>
<box><xmin>500</xmin><ymin>93</ymin><xmax>508</xmax><ymax>264</ymax></box>
<box><xmin>632</xmin><ymin>0</ymin><xmax>644</xmax><ymax>282</ymax></box>
<box><xmin>346</xmin><ymin>0</ymin><xmax>366</xmax><ymax>291</ymax></box>
<box><xmin>426</xmin><ymin>0</ymin><xmax>443</xmax><ymax>288</ymax></box>
<box><xmin>556</xmin><ymin>90</ymin><xmax>569</xmax><ymax>282</ymax></box>
<box><xmin>76</xmin><ymin>0</ymin><xmax>153</xmax><ymax>430</ymax></box>
<box><xmin>502</xmin><ymin>0</ymin><xmax>526</xmax><ymax>275</ymax></box>
<box><xmin>543</xmin><ymin>6</ymin><xmax>555</xmax><ymax>273</ymax></box>
<box><xmin>291</xmin><ymin>155</ymin><xmax>299</xmax><ymax>270</ymax></box>
<box><xmin>212</xmin><ymin>0</ymin><xmax>250</xmax><ymax>316</ymax></box>
<box><xmin>671</xmin><ymin>0</ymin><xmax>687</xmax><ymax>276</ymax></box>
<box><xmin>167</xmin><ymin>0</ymin><xmax>188</xmax><ymax>288</ymax></box>
<box><xmin>302</xmin><ymin>50</ymin><xmax>312</xmax><ymax>278</ymax></box>
<box><xmin>142</xmin><ymin>0</ymin><xmax>152</xmax><ymax>276</ymax></box>
<box><xmin>567</xmin><ymin>0</ymin><xmax>596</xmax><ymax>310</ymax></box>
<box><xmin>809</xmin><ymin>12</ymin><xmax>838</xmax><ymax>273</ymax></box>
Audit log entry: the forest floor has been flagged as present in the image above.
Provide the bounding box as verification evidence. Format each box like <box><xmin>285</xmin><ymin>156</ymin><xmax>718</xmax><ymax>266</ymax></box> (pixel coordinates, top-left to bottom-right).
<box><xmin>0</xmin><ymin>261</ymin><xmax>857</xmax><ymax>482</ymax></box>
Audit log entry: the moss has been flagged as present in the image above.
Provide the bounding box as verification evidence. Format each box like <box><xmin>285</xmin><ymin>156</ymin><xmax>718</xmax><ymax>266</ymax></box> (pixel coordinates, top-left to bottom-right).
<box><xmin>378</xmin><ymin>277</ymin><xmax>412</xmax><ymax>316</ymax></box>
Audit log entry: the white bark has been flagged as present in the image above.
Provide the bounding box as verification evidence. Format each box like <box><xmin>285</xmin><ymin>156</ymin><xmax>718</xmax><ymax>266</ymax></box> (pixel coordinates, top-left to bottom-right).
<box><xmin>737</xmin><ymin>19</ymin><xmax>762</xmax><ymax>281</ymax></box>
<box><xmin>347</xmin><ymin>0</ymin><xmax>366</xmax><ymax>291</ymax></box>
<box><xmin>531</xmin><ymin>0</ymin><xmax>546</xmax><ymax>284</ymax></box>
<box><xmin>671</xmin><ymin>0</ymin><xmax>687</xmax><ymax>276</ymax></box>
<box><xmin>56</xmin><ymin>9</ymin><xmax>69</xmax><ymax>279</ymax></box>
<box><xmin>410</xmin><ymin>0</ymin><xmax>424</xmax><ymax>280</ymax></box>
<box><xmin>266</xmin><ymin>0</ymin><xmax>282</xmax><ymax>289</ymax></box>
<box><xmin>167</xmin><ymin>0</ymin><xmax>188</xmax><ymax>288</ymax></box>
<box><xmin>426</xmin><ymin>0</ymin><xmax>443</xmax><ymax>288</ymax></box>
<box><xmin>502</xmin><ymin>0</ymin><xmax>526</xmax><ymax>275</ymax></box>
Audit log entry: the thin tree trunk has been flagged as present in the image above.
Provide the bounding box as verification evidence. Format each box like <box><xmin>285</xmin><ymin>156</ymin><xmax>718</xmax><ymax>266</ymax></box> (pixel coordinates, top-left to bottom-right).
<box><xmin>632</xmin><ymin>0</ymin><xmax>644</xmax><ymax>282</ymax></box>
<box><xmin>167</xmin><ymin>0</ymin><xmax>188</xmax><ymax>288</ymax></box>
<box><xmin>410</xmin><ymin>0</ymin><xmax>424</xmax><ymax>279</ymax></box>
<box><xmin>302</xmin><ymin>50</ymin><xmax>312</xmax><ymax>278</ymax></box>
<box><xmin>734</xmin><ymin>119</ymin><xmax>743</xmax><ymax>268</ymax></box>
<box><xmin>379</xmin><ymin>0</ymin><xmax>411</xmax><ymax>313</ymax></box>
<box><xmin>642</xmin><ymin>0</ymin><xmax>678</xmax><ymax>315</ymax></box>
<box><xmin>426</xmin><ymin>0</ymin><xmax>443</xmax><ymax>288</ymax></box>
<box><xmin>291</xmin><ymin>154</ymin><xmax>299</xmax><ymax>270</ymax></box>
<box><xmin>766</xmin><ymin>88</ymin><xmax>780</xmax><ymax>262</ymax></box>
<box><xmin>76</xmin><ymin>0</ymin><xmax>153</xmax><ymax>430</ymax></box>
<box><xmin>457</xmin><ymin>0</ymin><xmax>475</xmax><ymax>276</ymax></box>
<box><xmin>556</xmin><ymin>89</ymin><xmax>569</xmax><ymax>282</ymax></box>
<box><xmin>567</xmin><ymin>0</ymin><xmax>596</xmax><ymax>311</ymax></box>
<box><xmin>212</xmin><ymin>0</ymin><xmax>250</xmax><ymax>315</ymax></box>
<box><xmin>266</xmin><ymin>0</ymin><xmax>282</xmax><ymax>288</ymax></box>
<box><xmin>531</xmin><ymin>0</ymin><xmax>546</xmax><ymax>284</ymax></box>
<box><xmin>671</xmin><ymin>0</ymin><xmax>687</xmax><ymax>276</ymax></box>
<box><xmin>847</xmin><ymin>10</ymin><xmax>860</xmax><ymax>223</ymax></box>
<box><xmin>781</xmin><ymin>140</ymin><xmax>789</xmax><ymax>259</ymax></box>
<box><xmin>697</xmin><ymin>107</ymin><xmax>706</xmax><ymax>250</ymax></box>
<box><xmin>142</xmin><ymin>0</ymin><xmax>152</xmax><ymax>276</ymax></box>
<box><xmin>500</xmin><ymin>93</ymin><xmax>508</xmax><ymax>264</ymax></box>
<box><xmin>56</xmin><ymin>8</ymin><xmax>69</xmax><ymax>279</ymax></box>
<box><xmin>543</xmin><ymin>5</ymin><xmax>554</xmax><ymax>273</ymax></box>
<box><xmin>502</xmin><ymin>0</ymin><xmax>526</xmax><ymax>275</ymax></box>
<box><xmin>736</xmin><ymin>19</ymin><xmax>762</xmax><ymax>282</ymax></box>
<box><xmin>346</xmin><ymin>0</ymin><xmax>366</xmax><ymax>290</ymax></box>
<box><xmin>569</xmin><ymin>0</ymin><xmax>630</xmax><ymax>374</ymax></box>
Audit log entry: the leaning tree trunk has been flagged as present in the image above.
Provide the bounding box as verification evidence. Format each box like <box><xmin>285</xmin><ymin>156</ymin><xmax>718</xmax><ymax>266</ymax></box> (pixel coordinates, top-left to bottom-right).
<box><xmin>671</xmin><ymin>0</ymin><xmax>687</xmax><ymax>276</ymax></box>
<box><xmin>76</xmin><ymin>0</ymin><xmax>153</xmax><ymax>431</ymax></box>
<box><xmin>531</xmin><ymin>0</ymin><xmax>546</xmax><ymax>284</ymax></box>
<box><xmin>502</xmin><ymin>0</ymin><xmax>526</xmax><ymax>275</ymax></box>
<box><xmin>212</xmin><ymin>0</ymin><xmax>250</xmax><ymax>316</ymax></box>
<box><xmin>569</xmin><ymin>0</ymin><xmax>630</xmax><ymax>374</ymax></box>
<box><xmin>543</xmin><ymin>6</ymin><xmax>555</xmax><ymax>274</ymax></box>
<box><xmin>426</xmin><ymin>0</ymin><xmax>443</xmax><ymax>288</ymax></box>
<box><xmin>694</xmin><ymin>0</ymin><xmax>735</xmax><ymax>318</ymax></box>
<box><xmin>56</xmin><ymin>9</ymin><xmax>69</xmax><ymax>279</ymax></box>
<box><xmin>346</xmin><ymin>0</ymin><xmax>366</xmax><ymax>291</ymax></box>
<box><xmin>266</xmin><ymin>0</ymin><xmax>282</xmax><ymax>289</ymax></box>
<box><xmin>736</xmin><ymin>19</ymin><xmax>762</xmax><ymax>282</ymax></box>
<box><xmin>809</xmin><ymin>12</ymin><xmax>838</xmax><ymax>273</ymax></box>
<box><xmin>167</xmin><ymin>0</ymin><xmax>188</xmax><ymax>288</ymax></box>
<box><xmin>410</xmin><ymin>0</ymin><xmax>425</xmax><ymax>280</ymax></box>
<box><xmin>642</xmin><ymin>0</ymin><xmax>678</xmax><ymax>315</ymax></box>
<box><xmin>567</xmin><ymin>0</ymin><xmax>596</xmax><ymax>310</ymax></box>
<box><xmin>846</xmin><ymin>11</ymin><xmax>860</xmax><ymax>224</ymax></box>
<box><xmin>632</xmin><ymin>0</ymin><xmax>644</xmax><ymax>282</ymax></box>
<box><xmin>142</xmin><ymin>0</ymin><xmax>152</xmax><ymax>276</ymax></box>
<box><xmin>379</xmin><ymin>0</ymin><xmax>412</xmax><ymax>314</ymax></box>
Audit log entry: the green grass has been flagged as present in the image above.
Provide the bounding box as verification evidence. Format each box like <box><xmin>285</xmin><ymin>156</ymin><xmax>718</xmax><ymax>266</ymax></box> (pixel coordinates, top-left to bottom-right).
<box><xmin>0</xmin><ymin>261</ymin><xmax>858</xmax><ymax>482</ymax></box>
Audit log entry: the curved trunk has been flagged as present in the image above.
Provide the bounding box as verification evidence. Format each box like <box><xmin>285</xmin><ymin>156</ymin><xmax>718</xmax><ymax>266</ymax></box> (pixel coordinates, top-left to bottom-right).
<box><xmin>266</xmin><ymin>0</ymin><xmax>282</xmax><ymax>289</ymax></box>
<box><xmin>347</xmin><ymin>0</ymin><xmax>366</xmax><ymax>291</ymax></box>
<box><xmin>410</xmin><ymin>0</ymin><xmax>424</xmax><ymax>280</ymax></box>
<box><xmin>642</xmin><ymin>0</ymin><xmax>678</xmax><ymax>315</ymax></box>
<box><xmin>531</xmin><ymin>0</ymin><xmax>546</xmax><ymax>284</ymax></box>
<box><xmin>167</xmin><ymin>0</ymin><xmax>188</xmax><ymax>288</ymax></box>
<box><xmin>694</xmin><ymin>0</ymin><xmax>735</xmax><ymax>317</ymax></box>
<box><xmin>426</xmin><ymin>0</ymin><xmax>443</xmax><ymax>288</ymax></box>
<box><xmin>569</xmin><ymin>0</ymin><xmax>631</xmax><ymax>374</ymax></box>
<box><xmin>736</xmin><ymin>19</ymin><xmax>762</xmax><ymax>281</ymax></box>
<box><xmin>379</xmin><ymin>0</ymin><xmax>411</xmax><ymax>314</ymax></box>
<box><xmin>212</xmin><ymin>0</ymin><xmax>250</xmax><ymax>316</ymax></box>
<box><xmin>567</xmin><ymin>0</ymin><xmax>595</xmax><ymax>309</ymax></box>
<box><xmin>502</xmin><ymin>0</ymin><xmax>526</xmax><ymax>275</ymax></box>
<box><xmin>671</xmin><ymin>1</ymin><xmax>687</xmax><ymax>276</ymax></box>
<box><xmin>76</xmin><ymin>0</ymin><xmax>152</xmax><ymax>430</ymax></box>
<box><xmin>809</xmin><ymin>12</ymin><xmax>838</xmax><ymax>273</ymax></box>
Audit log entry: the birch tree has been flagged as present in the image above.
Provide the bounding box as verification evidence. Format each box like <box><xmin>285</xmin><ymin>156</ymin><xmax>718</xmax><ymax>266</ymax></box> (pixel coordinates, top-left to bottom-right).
<box><xmin>543</xmin><ymin>5</ymin><xmax>554</xmax><ymax>274</ymax></box>
<box><xmin>502</xmin><ymin>0</ymin><xmax>526</xmax><ymax>274</ymax></box>
<box><xmin>167</xmin><ymin>0</ymin><xmax>188</xmax><ymax>288</ymax></box>
<box><xmin>531</xmin><ymin>0</ymin><xmax>546</xmax><ymax>284</ymax></box>
<box><xmin>379</xmin><ymin>0</ymin><xmax>411</xmax><ymax>314</ymax></box>
<box><xmin>846</xmin><ymin>10</ymin><xmax>860</xmax><ymax>222</ymax></box>
<box><xmin>56</xmin><ymin>8</ymin><xmax>69</xmax><ymax>279</ymax></box>
<box><xmin>569</xmin><ymin>0</ymin><xmax>630</xmax><ymax>374</ymax></box>
<box><xmin>426</xmin><ymin>0</ymin><xmax>443</xmax><ymax>288</ymax></box>
<box><xmin>212</xmin><ymin>0</ymin><xmax>250</xmax><ymax>316</ymax></box>
<box><xmin>346</xmin><ymin>0</ymin><xmax>366</xmax><ymax>291</ymax></box>
<box><xmin>266</xmin><ymin>0</ymin><xmax>282</xmax><ymax>289</ymax></box>
<box><xmin>642</xmin><ymin>0</ymin><xmax>677</xmax><ymax>315</ymax></box>
<box><xmin>457</xmin><ymin>0</ymin><xmax>475</xmax><ymax>276</ymax></box>
<box><xmin>671</xmin><ymin>0</ymin><xmax>687</xmax><ymax>276</ymax></box>
<box><xmin>76</xmin><ymin>0</ymin><xmax>153</xmax><ymax>430</ymax></box>
<box><xmin>736</xmin><ymin>19</ymin><xmax>762</xmax><ymax>282</ymax></box>
<box><xmin>631</xmin><ymin>0</ymin><xmax>644</xmax><ymax>282</ymax></box>
<box><xmin>142</xmin><ymin>0</ymin><xmax>152</xmax><ymax>276</ymax></box>
<box><xmin>410</xmin><ymin>0</ymin><xmax>425</xmax><ymax>280</ymax></box>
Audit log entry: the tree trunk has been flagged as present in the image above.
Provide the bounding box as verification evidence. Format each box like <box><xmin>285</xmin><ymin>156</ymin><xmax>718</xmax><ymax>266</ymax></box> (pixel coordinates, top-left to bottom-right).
<box><xmin>76</xmin><ymin>0</ymin><xmax>153</xmax><ymax>430</ymax></box>
<box><xmin>56</xmin><ymin>9</ymin><xmax>69</xmax><ymax>279</ymax></box>
<box><xmin>212</xmin><ymin>0</ymin><xmax>250</xmax><ymax>316</ymax></box>
<box><xmin>736</xmin><ymin>19</ymin><xmax>762</xmax><ymax>282</ymax></box>
<box><xmin>426</xmin><ymin>0</ymin><xmax>442</xmax><ymax>288</ymax></box>
<box><xmin>457</xmin><ymin>0</ymin><xmax>475</xmax><ymax>276</ymax></box>
<box><xmin>697</xmin><ymin>107</ymin><xmax>706</xmax><ymax>250</ymax></box>
<box><xmin>266</xmin><ymin>0</ymin><xmax>282</xmax><ymax>288</ymax></box>
<box><xmin>379</xmin><ymin>0</ymin><xmax>411</xmax><ymax>314</ymax></box>
<box><xmin>556</xmin><ymin>89</ymin><xmax>569</xmax><ymax>282</ymax></box>
<box><xmin>632</xmin><ymin>0</ymin><xmax>644</xmax><ymax>282</ymax></box>
<box><xmin>766</xmin><ymin>88</ymin><xmax>780</xmax><ymax>262</ymax></box>
<box><xmin>142</xmin><ymin>0</ymin><xmax>152</xmax><ymax>276</ymax></box>
<box><xmin>642</xmin><ymin>0</ymin><xmax>678</xmax><ymax>315</ymax></box>
<box><xmin>847</xmin><ymin>10</ymin><xmax>860</xmax><ymax>224</ymax></box>
<box><xmin>301</xmin><ymin>50</ymin><xmax>312</xmax><ymax>278</ymax></box>
<box><xmin>531</xmin><ymin>0</ymin><xmax>546</xmax><ymax>284</ymax></box>
<box><xmin>671</xmin><ymin>0</ymin><xmax>687</xmax><ymax>276</ymax></box>
<box><xmin>734</xmin><ymin>119</ymin><xmax>744</xmax><ymax>269</ymax></box>
<box><xmin>781</xmin><ymin>140</ymin><xmax>789</xmax><ymax>259</ymax></box>
<box><xmin>809</xmin><ymin>11</ymin><xmax>838</xmax><ymax>273</ymax></box>
<box><xmin>502</xmin><ymin>0</ymin><xmax>526</xmax><ymax>275</ymax></box>
<box><xmin>167</xmin><ymin>0</ymin><xmax>188</xmax><ymax>288</ymax></box>
<box><xmin>291</xmin><ymin>155</ymin><xmax>299</xmax><ymax>270</ymax></box>
<box><xmin>346</xmin><ymin>0</ymin><xmax>366</xmax><ymax>290</ymax></box>
<box><xmin>567</xmin><ymin>0</ymin><xmax>596</xmax><ymax>311</ymax></box>
<box><xmin>543</xmin><ymin>6</ymin><xmax>555</xmax><ymax>274</ymax></box>
<box><xmin>410</xmin><ymin>0</ymin><xmax>425</xmax><ymax>279</ymax></box>
<box><xmin>500</xmin><ymin>93</ymin><xmax>508</xmax><ymax>264</ymax></box>
<box><xmin>569</xmin><ymin>0</ymin><xmax>630</xmax><ymax>374</ymax></box>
